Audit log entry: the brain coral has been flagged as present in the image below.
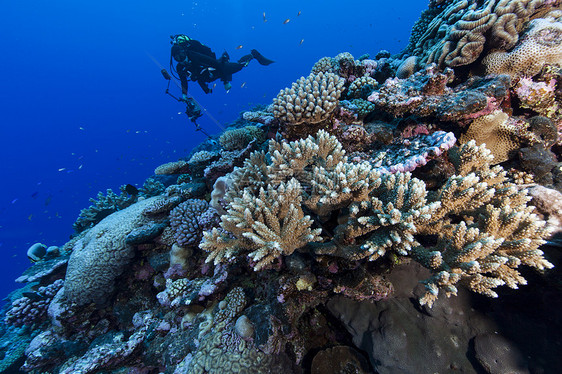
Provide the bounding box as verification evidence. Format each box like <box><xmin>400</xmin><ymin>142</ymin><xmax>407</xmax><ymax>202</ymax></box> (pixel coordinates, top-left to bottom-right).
<box><xmin>272</xmin><ymin>72</ymin><xmax>345</xmax><ymax>125</ymax></box>
<box><xmin>483</xmin><ymin>11</ymin><xmax>562</xmax><ymax>77</ymax></box>
<box><xmin>407</xmin><ymin>0</ymin><xmax>562</xmax><ymax>69</ymax></box>
<box><xmin>64</xmin><ymin>197</ymin><xmax>158</xmax><ymax>305</ymax></box>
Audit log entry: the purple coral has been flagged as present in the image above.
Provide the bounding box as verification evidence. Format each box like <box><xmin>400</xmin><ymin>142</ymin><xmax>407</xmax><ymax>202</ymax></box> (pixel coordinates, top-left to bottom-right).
<box><xmin>169</xmin><ymin>199</ymin><xmax>209</xmax><ymax>246</ymax></box>
<box><xmin>353</xmin><ymin>131</ymin><xmax>456</xmax><ymax>174</ymax></box>
<box><xmin>5</xmin><ymin>279</ymin><xmax>64</xmax><ymax>327</ymax></box>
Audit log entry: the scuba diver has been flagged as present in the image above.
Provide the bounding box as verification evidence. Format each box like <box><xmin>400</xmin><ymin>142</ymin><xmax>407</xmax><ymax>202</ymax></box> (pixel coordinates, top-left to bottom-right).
<box><xmin>169</xmin><ymin>34</ymin><xmax>274</xmax><ymax>122</ymax></box>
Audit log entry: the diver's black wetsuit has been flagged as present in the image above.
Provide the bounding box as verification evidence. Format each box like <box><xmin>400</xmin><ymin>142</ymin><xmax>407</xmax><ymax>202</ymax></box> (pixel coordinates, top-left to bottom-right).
<box><xmin>171</xmin><ymin>36</ymin><xmax>274</xmax><ymax>95</ymax></box>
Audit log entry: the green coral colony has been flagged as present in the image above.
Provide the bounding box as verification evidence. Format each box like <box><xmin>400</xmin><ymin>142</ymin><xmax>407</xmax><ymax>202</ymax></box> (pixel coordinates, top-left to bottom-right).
<box><xmin>2</xmin><ymin>1</ymin><xmax>562</xmax><ymax>373</ymax></box>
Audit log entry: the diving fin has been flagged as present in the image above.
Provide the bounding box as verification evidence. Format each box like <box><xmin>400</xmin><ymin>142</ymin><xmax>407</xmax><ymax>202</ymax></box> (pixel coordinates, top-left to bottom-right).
<box><xmin>250</xmin><ymin>49</ymin><xmax>274</xmax><ymax>65</ymax></box>
<box><xmin>238</xmin><ymin>54</ymin><xmax>254</xmax><ymax>67</ymax></box>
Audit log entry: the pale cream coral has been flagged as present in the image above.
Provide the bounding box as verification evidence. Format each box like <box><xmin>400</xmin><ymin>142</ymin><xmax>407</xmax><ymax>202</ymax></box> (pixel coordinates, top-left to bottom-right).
<box><xmin>272</xmin><ymin>72</ymin><xmax>345</xmax><ymax>125</ymax></box>
<box><xmin>200</xmin><ymin>178</ymin><xmax>322</xmax><ymax>270</ymax></box>
<box><xmin>154</xmin><ymin>160</ymin><xmax>189</xmax><ymax>175</ymax></box>
<box><xmin>459</xmin><ymin>110</ymin><xmax>522</xmax><ymax>163</ymax></box>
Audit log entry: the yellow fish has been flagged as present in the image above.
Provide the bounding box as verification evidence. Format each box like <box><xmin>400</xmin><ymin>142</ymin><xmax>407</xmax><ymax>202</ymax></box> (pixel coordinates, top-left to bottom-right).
<box><xmin>236</xmin><ymin>45</ymin><xmax>243</xmax><ymax>49</ymax></box>
<box><xmin>283</xmin><ymin>18</ymin><xmax>290</xmax><ymax>24</ymax></box>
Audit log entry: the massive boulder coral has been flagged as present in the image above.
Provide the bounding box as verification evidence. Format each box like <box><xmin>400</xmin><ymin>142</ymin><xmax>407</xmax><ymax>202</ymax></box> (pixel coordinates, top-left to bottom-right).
<box><xmin>406</xmin><ymin>0</ymin><xmax>562</xmax><ymax>69</ymax></box>
<box><xmin>64</xmin><ymin>197</ymin><xmax>160</xmax><ymax>306</ymax></box>
<box><xmin>483</xmin><ymin>11</ymin><xmax>562</xmax><ymax>77</ymax></box>
<box><xmin>272</xmin><ymin>72</ymin><xmax>345</xmax><ymax>126</ymax></box>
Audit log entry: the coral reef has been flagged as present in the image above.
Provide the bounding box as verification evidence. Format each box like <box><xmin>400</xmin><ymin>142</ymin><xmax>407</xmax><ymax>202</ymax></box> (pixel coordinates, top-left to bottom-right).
<box><xmin>272</xmin><ymin>71</ymin><xmax>345</xmax><ymax>137</ymax></box>
<box><xmin>407</xmin><ymin>0</ymin><xmax>562</xmax><ymax>69</ymax></box>
<box><xmin>2</xmin><ymin>2</ymin><xmax>561</xmax><ymax>373</ymax></box>
<box><xmin>483</xmin><ymin>10</ymin><xmax>562</xmax><ymax>77</ymax></box>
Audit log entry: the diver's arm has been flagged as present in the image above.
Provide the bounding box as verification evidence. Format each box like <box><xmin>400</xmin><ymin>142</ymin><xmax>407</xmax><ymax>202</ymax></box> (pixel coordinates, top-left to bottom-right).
<box><xmin>177</xmin><ymin>64</ymin><xmax>189</xmax><ymax>99</ymax></box>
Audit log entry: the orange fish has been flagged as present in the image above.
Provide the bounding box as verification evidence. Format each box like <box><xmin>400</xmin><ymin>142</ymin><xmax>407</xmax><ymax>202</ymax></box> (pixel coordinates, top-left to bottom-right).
<box><xmin>236</xmin><ymin>45</ymin><xmax>243</xmax><ymax>49</ymax></box>
<box><xmin>283</xmin><ymin>18</ymin><xmax>290</xmax><ymax>24</ymax></box>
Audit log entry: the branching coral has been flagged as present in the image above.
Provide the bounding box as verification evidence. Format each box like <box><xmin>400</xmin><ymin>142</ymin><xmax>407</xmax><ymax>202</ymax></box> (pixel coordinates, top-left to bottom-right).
<box><xmin>201</xmin><ymin>130</ymin><xmax>553</xmax><ymax>307</ymax></box>
<box><xmin>272</xmin><ymin>72</ymin><xmax>345</xmax><ymax>126</ymax></box>
<box><xmin>201</xmin><ymin>179</ymin><xmax>322</xmax><ymax>270</ymax></box>
<box><xmin>411</xmin><ymin>141</ymin><xmax>553</xmax><ymax>307</ymax></box>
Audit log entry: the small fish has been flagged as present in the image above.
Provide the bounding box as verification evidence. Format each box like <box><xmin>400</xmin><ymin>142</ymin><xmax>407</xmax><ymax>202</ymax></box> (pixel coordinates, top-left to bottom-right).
<box><xmin>58</xmin><ymin>168</ymin><xmax>66</xmax><ymax>172</ymax></box>
<box><xmin>299</xmin><ymin>39</ymin><xmax>304</xmax><ymax>45</ymax></box>
<box><xmin>297</xmin><ymin>11</ymin><xmax>301</xmax><ymax>16</ymax></box>
<box><xmin>11</xmin><ymin>198</ymin><xmax>18</xmax><ymax>204</ymax></box>
<box><xmin>125</xmin><ymin>184</ymin><xmax>139</xmax><ymax>196</ymax></box>
<box><xmin>263</xmin><ymin>12</ymin><xmax>266</xmax><ymax>22</ymax></box>
<box><xmin>213</xmin><ymin>83</ymin><xmax>217</xmax><ymax>89</ymax></box>
<box><xmin>283</xmin><ymin>18</ymin><xmax>290</xmax><ymax>24</ymax></box>
<box><xmin>79</xmin><ymin>126</ymin><xmax>85</xmax><ymax>130</ymax></box>
<box><xmin>44</xmin><ymin>195</ymin><xmax>52</xmax><ymax>206</ymax></box>
<box><xmin>236</xmin><ymin>45</ymin><xmax>243</xmax><ymax>49</ymax></box>
<box><xmin>31</xmin><ymin>192</ymin><xmax>39</xmax><ymax>199</ymax></box>
<box><xmin>78</xmin><ymin>164</ymin><xmax>83</xmax><ymax>170</ymax></box>
<box><xmin>241</xmin><ymin>82</ymin><xmax>246</xmax><ymax>88</ymax></box>
<box><xmin>28</xmin><ymin>214</ymin><xmax>33</xmax><ymax>221</ymax></box>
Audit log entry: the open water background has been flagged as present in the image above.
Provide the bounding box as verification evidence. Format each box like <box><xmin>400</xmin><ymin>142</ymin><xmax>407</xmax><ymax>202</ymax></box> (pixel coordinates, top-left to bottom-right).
<box><xmin>0</xmin><ymin>0</ymin><xmax>426</xmax><ymax>300</ymax></box>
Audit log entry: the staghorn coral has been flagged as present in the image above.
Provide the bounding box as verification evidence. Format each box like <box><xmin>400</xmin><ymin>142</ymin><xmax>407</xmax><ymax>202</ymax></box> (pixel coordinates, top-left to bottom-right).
<box><xmin>200</xmin><ymin>179</ymin><xmax>322</xmax><ymax>270</ymax></box>
<box><xmin>483</xmin><ymin>11</ymin><xmax>562</xmax><ymax>77</ymax></box>
<box><xmin>411</xmin><ymin>141</ymin><xmax>553</xmax><ymax>307</ymax></box>
<box><xmin>272</xmin><ymin>72</ymin><xmax>345</xmax><ymax>126</ymax></box>
<box><xmin>203</xmin><ymin>130</ymin><xmax>552</xmax><ymax>307</ymax></box>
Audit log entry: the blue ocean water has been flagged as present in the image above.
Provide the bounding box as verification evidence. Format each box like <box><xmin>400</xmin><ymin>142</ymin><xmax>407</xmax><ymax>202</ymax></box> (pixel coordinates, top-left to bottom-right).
<box><xmin>0</xmin><ymin>0</ymin><xmax>426</xmax><ymax>300</ymax></box>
